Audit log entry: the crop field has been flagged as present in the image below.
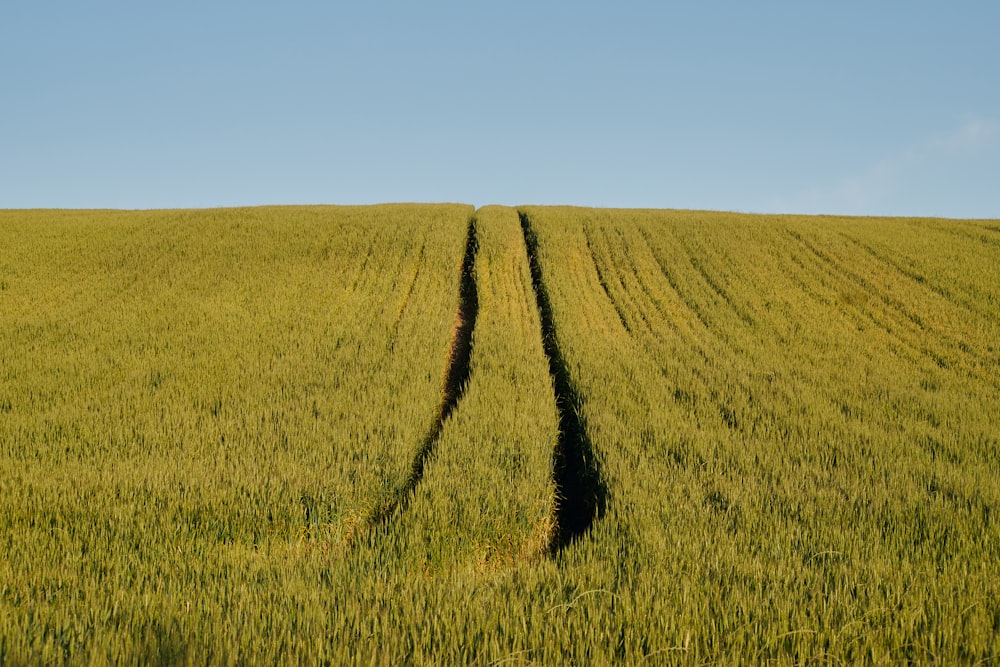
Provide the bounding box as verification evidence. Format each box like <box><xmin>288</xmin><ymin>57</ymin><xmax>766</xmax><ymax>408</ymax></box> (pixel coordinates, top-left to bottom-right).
<box><xmin>1</xmin><ymin>204</ymin><xmax>998</xmax><ymax>664</ymax></box>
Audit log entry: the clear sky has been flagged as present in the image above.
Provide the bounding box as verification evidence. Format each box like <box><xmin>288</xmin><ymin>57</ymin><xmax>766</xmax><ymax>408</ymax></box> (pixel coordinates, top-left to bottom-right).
<box><xmin>2</xmin><ymin>1</ymin><xmax>998</xmax><ymax>217</ymax></box>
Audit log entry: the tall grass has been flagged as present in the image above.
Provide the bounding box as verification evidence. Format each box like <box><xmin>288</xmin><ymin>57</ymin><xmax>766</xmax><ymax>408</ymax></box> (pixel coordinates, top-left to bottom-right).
<box><xmin>0</xmin><ymin>205</ymin><xmax>472</xmax><ymax>661</ymax></box>
<box><xmin>2</xmin><ymin>204</ymin><xmax>998</xmax><ymax>664</ymax></box>
<box><xmin>519</xmin><ymin>206</ymin><xmax>1000</xmax><ymax>663</ymax></box>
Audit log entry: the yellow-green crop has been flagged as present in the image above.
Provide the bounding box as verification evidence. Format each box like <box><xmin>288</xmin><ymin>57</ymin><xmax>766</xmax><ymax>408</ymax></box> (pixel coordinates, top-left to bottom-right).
<box><xmin>1</xmin><ymin>204</ymin><xmax>998</xmax><ymax>664</ymax></box>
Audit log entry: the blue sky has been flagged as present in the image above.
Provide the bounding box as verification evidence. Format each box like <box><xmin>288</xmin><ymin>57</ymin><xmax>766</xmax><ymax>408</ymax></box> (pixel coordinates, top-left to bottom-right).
<box><xmin>2</xmin><ymin>1</ymin><xmax>998</xmax><ymax>217</ymax></box>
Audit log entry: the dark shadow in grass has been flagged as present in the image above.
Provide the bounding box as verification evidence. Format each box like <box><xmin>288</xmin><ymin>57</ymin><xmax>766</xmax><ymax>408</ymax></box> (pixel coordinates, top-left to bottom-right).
<box><xmin>369</xmin><ymin>216</ymin><xmax>479</xmax><ymax>527</ymax></box>
<box><xmin>519</xmin><ymin>211</ymin><xmax>608</xmax><ymax>555</ymax></box>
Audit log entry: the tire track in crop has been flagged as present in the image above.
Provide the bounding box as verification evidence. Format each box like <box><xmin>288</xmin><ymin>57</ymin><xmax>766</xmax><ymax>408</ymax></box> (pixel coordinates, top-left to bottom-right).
<box><xmin>386</xmin><ymin>244</ymin><xmax>425</xmax><ymax>354</ymax></box>
<box><xmin>625</xmin><ymin>225</ymin><xmax>727</xmax><ymax>380</ymax></box>
<box><xmin>519</xmin><ymin>211</ymin><xmax>607</xmax><ymax>554</ymax></box>
<box><xmin>583</xmin><ymin>224</ymin><xmax>631</xmax><ymax>334</ymax></box>
<box><xmin>784</xmin><ymin>228</ymin><xmax>1000</xmax><ymax>389</ymax></box>
<box><xmin>590</xmin><ymin>223</ymin><xmax>683</xmax><ymax>354</ymax></box>
<box><xmin>834</xmin><ymin>232</ymin><xmax>1000</xmax><ymax>385</ymax></box>
<box><xmin>603</xmin><ymin>224</ymin><xmax>739</xmax><ymax>428</ymax></box>
<box><xmin>606</xmin><ymin>225</ymin><xmax>711</xmax><ymax>352</ymax></box>
<box><xmin>631</xmin><ymin>224</ymin><xmax>790</xmax><ymax>437</ymax></box>
<box><xmin>920</xmin><ymin>218</ymin><xmax>1000</xmax><ymax>250</ymax></box>
<box><xmin>783</xmin><ymin>228</ymin><xmax>956</xmax><ymax>372</ymax></box>
<box><xmin>604</xmin><ymin>226</ymin><xmax>663</xmax><ymax>336</ymax></box>
<box><xmin>837</xmin><ymin>232</ymin><xmax>995</xmax><ymax>323</ymax></box>
<box><xmin>369</xmin><ymin>218</ymin><xmax>479</xmax><ymax>527</ymax></box>
<box><xmin>637</xmin><ymin>226</ymin><xmax>716</xmax><ymax>334</ymax></box>
<box><xmin>675</xmin><ymin>231</ymin><xmax>756</xmax><ymax>327</ymax></box>
<box><xmin>618</xmin><ymin>229</ymin><xmax>684</xmax><ymax>338</ymax></box>
<box><xmin>786</xmin><ymin>229</ymin><xmax>925</xmax><ymax>327</ymax></box>
<box><xmin>634</xmin><ymin>227</ymin><xmax>721</xmax><ymax>355</ymax></box>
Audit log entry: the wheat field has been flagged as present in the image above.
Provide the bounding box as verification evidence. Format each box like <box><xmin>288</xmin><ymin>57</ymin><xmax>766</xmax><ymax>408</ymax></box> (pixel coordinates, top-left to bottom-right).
<box><xmin>1</xmin><ymin>205</ymin><xmax>997</xmax><ymax>664</ymax></box>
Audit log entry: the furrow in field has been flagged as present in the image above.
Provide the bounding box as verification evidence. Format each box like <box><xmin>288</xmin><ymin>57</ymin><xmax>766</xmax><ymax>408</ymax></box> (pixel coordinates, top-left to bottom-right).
<box><xmin>368</xmin><ymin>217</ymin><xmax>479</xmax><ymax>527</ymax></box>
<box><xmin>675</xmin><ymin>231</ymin><xmax>756</xmax><ymax>327</ymax></box>
<box><xmin>929</xmin><ymin>217</ymin><xmax>1000</xmax><ymax>249</ymax></box>
<box><xmin>386</xmin><ymin>244</ymin><xmax>425</xmax><ymax>354</ymax></box>
<box><xmin>786</xmin><ymin>228</ymin><xmax>923</xmax><ymax>324</ymax></box>
<box><xmin>627</xmin><ymin>224</ymin><xmax>752</xmax><ymax>381</ymax></box>
<box><xmin>637</xmin><ymin>225</ymin><xmax>719</xmax><ymax>334</ymax></box>
<box><xmin>841</xmin><ymin>233</ymin><xmax>950</xmax><ymax>296</ymax></box>
<box><xmin>835</xmin><ymin>230</ymin><xmax>999</xmax><ymax>365</ymax></box>
<box><xmin>583</xmin><ymin>225</ymin><xmax>631</xmax><ymax>334</ymax></box>
<box><xmin>783</xmin><ymin>227</ymin><xmax>999</xmax><ymax>387</ymax></box>
<box><xmin>333</xmin><ymin>224</ymin><xmax>418</xmax><ymax>357</ymax></box>
<box><xmin>630</xmin><ymin>226</ymin><xmax>725</xmax><ymax>366</ymax></box>
<box><xmin>611</xmin><ymin>224</ymin><xmax>721</xmax><ymax>363</ymax></box>
<box><xmin>634</xmin><ymin>225</ymin><xmax>758</xmax><ymax>407</ymax></box>
<box><xmin>600</xmin><ymin>225</ymin><xmax>664</xmax><ymax>337</ymax></box>
<box><xmin>586</xmin><ymin>222</ymin><xmax>740</xmax><ymax>433</ymax></box>
<box><xmin>439</xmin><ymin>220</ymin><xmax>480</xmax><ymax>421</ymax></box>
<box><xmin>371</xmin><ymin>236</ymin><xmax>426</xmax><ymax>340</ymax></box>
<box><xmin>620</xmin><ymin>221</ymin><xmax>794</xmax><ymax>438</ymax></box>
<box><xmin>344</xmin><ymin>233</ymin><xmax>379</xmax><ymax>297</ymax></box>
<box><xmin>590</xmin><ymin>225</ymin><xmax>680</xmax><ymax>351</ymax></box>
<box><xmin>519</xmin><ymin>211</ymin><xmax>607</xmax><ymax>553</ymax></box>
<box><xmin>615</xmin><ymin>229</ymin><xmax>683</xmax><ymax>337</ymax></box>
<box><xmin>587</xmin><ymin>220</ymin><xmax>721</xmax><ymax>400</ymax></box>
<box><xmin>635</xmin><ymin>215</ymin><xmax>760</xmax><ymax>339</ymax></box>
<box><xmin>373</xmin><ymin>206</ymin><xmax>559</xmax><ymax>570</ymax></box>
<box><xmin>783</xmin><ymin>229</ymin><xmax>930</xmax><ymax>354</ymax></box>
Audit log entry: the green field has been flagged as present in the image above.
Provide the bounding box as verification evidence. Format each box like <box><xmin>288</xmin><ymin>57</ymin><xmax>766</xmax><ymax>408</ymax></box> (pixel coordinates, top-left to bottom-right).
<box><xmin>1</xmin><ymin>205</ymin><xmax>998</xmax><ymax>664</ymax></box>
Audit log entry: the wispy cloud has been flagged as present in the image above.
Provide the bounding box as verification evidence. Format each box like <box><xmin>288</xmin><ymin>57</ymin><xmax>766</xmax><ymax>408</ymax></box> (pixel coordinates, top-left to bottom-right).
<box><xmin>927</xmin><ymin>118</ymin><xmax>997</xmax><ymax>154</ymax></box>
<box><xmin>768</xmin><ymin>117</ymin><xmax>998</xmax><ymax>216</ymax></box>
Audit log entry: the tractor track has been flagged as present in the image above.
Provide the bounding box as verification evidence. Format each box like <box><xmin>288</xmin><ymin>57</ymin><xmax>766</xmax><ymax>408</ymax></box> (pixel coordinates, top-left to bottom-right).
<box><xmin>368</xmin><ymin>217</ymin><xmax>479</xmax><ymax>528</ymax></box>
<box><xmin>519</xmin><ymin>211</ymin><xmax>607</xmax><ymax>554</ymax></box>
